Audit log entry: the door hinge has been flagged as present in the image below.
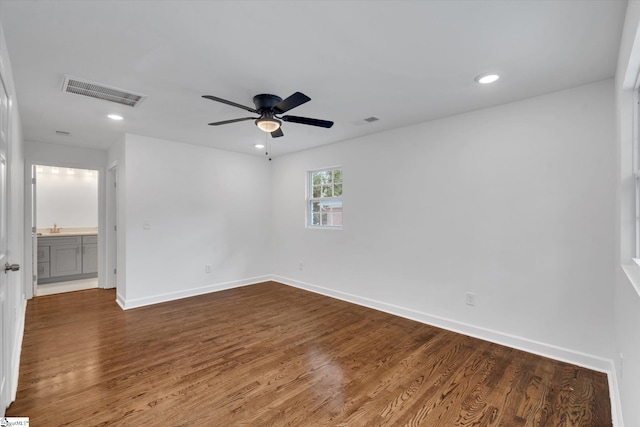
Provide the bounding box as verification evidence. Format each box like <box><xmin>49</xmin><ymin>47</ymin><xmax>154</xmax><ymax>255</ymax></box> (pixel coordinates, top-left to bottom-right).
<box><xmin>32</xmin><ymin>226</ymin><xmax>36</xmax><ymax>233</ymax></box>
<box><xmin>33</xmin><ymin>274</ymin><xmax>36</xmax><ymax>282</ymax></box>
<box><xmin>32</xmin><ymin>177</ymin><xmax>36</xmax><ymax>184</ymax></box>
<box><xmin>114</xmin><ymin>225</ymin><xmax>117</xmax><ymax>231</ymax></box>
<box><xmin>113</xmin><ymin>268</ymin><xmax>117</xmax><ymax>275</ymax></box>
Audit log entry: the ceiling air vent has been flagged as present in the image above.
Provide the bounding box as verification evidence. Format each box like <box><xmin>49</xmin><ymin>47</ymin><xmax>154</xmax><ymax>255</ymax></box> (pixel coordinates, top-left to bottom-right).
<box><xmin>61</xmin><ymin>75</ymin><xmax>146</xmax><ymax>107</ymax></box>
<box><xmin>363</xmin><ymin>116</ymin><xmax>380</xmax><ymax>123</ymax></box>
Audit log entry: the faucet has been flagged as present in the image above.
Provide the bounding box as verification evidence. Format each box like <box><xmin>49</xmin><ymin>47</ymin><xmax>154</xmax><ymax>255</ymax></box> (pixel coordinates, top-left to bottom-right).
<box><xmin>51</xmin><ymin>223</ymin><xmax>60</xmax><ymax>233</ymax></box>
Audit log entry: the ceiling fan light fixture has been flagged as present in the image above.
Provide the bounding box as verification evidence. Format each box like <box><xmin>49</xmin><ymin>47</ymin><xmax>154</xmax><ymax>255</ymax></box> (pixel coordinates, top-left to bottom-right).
<box><xmin>255</xmin><ymin>117</ymin><xmax>281</xmax><ymax>133</ymax></box>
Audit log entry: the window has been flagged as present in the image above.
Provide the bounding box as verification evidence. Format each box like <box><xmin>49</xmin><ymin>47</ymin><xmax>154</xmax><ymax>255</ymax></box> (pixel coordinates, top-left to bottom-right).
<box><xmin>308</xmin><ymin>167</ymin><xmax>342</xmax><ymax>228</ymax></box>
<box><xmin>636</xmin><ymin>89</ymin><xmax>640</xmax><ymax>260</ymax></box>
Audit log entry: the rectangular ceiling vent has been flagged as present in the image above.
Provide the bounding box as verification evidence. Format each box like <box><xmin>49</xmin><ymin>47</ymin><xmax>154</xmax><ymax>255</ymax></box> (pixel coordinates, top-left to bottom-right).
<box><xmin>61</xmin><ymin>75</ymin><xmax>146</xmax><ymax>107</ymax></box>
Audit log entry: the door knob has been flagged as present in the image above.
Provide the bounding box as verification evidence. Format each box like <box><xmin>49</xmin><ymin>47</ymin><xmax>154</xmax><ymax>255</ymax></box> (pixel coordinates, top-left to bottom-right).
<box><xmin>4</xmin><ymin>263</ymin><xmax>20</xmax><ymax>273</ymax></box>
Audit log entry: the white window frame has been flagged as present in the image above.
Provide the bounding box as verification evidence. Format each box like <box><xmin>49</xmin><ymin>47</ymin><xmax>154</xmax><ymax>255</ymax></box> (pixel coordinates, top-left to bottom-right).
<box><xmin>307</xmin><ymin>166</ymin><xmax>343</xmax><ymax>229</ymax></box>
<box><xmin>635</xmin><ymin>87</ymin><xmax>640</xmax><ymax>263</ymax></box>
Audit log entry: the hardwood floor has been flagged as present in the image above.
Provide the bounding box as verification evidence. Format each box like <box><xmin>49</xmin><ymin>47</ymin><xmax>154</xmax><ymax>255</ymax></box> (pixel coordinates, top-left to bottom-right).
<box><xmin>7</xmin><ymin>281</ymin><xmax>611</xmax><ymax>426</ymax></box>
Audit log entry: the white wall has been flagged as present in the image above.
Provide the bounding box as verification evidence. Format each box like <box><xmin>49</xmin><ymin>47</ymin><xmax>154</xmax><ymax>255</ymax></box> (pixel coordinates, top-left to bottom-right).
<box><xmin>0</xmin><ymin>21</ymin><xmax>25</xmax><ymax>414</ymax></box>
<box><xmin>35</xmin><ymin>167</ymin><xmax>98</xmax><ymax>229</ymax></box>
<box><xmin>118</xmin><ymin>134</ymin><xmax>272</xmax><ymax>308</ymax></box>
<box><xmin>615</xmin><ymin>2</ymin><xmax>640</xmax><ymax>426</ymax></box>
<box><xmin>272</xmin><ymin>80</ymin><xmax>616</xmax><ymax>367</ymax></box>
<box><xmin>107</xmin><ymin>136</ymin><xmax>125</xmax><ymax>298</ymax></box>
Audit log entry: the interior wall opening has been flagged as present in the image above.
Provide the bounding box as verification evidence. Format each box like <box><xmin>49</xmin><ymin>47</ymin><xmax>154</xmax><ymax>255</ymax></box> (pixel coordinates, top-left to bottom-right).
<box><xmin>33</xmin><ymin>164</ymin><xmax>99</xmax><ymax>296</ymax></box>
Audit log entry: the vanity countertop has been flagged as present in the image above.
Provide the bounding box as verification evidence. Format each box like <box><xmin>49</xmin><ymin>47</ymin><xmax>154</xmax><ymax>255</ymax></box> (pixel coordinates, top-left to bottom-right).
<box><xmin>37</xmin><ymin>227</ymin><xmax>98</xmax><ymax>237</ymax></box>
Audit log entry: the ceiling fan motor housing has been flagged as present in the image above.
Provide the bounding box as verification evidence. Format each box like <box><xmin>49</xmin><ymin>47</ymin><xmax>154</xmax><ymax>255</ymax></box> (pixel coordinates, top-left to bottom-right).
<box><xmin>253</xmin><ymin>94</ymin><xmax>283</xmax><ymax>113</ymax></box>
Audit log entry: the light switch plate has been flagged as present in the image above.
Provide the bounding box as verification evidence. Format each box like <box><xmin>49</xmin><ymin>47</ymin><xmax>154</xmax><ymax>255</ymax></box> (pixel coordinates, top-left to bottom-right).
<box><xmin>143</xmin><ymin>219</ymin><xmax>152</xmax><ymax>230</ymax></box>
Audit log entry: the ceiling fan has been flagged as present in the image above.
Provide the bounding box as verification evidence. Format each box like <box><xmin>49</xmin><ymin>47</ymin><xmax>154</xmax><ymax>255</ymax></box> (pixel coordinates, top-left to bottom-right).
<box><xmin>202</xmin><ymin>92</ymin><xmax>333</xmax><ymax>138</ymax></box>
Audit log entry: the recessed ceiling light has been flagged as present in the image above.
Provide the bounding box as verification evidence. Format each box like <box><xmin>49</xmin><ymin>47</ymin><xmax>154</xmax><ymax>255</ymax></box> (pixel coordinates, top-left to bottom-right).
<box><xmin>475</xmin><ymin>73</ymin><xmax>500</xmax><ymax>84</ymax></box>
<box><xmin>107</xmin><ymin>114</ymin><xmax>123</xmax><ymax>121</ymax></box>
<box><xmin>254</xmin><ymin>144</ymin><xmax>265</xmax><ymax>149</ymax></box>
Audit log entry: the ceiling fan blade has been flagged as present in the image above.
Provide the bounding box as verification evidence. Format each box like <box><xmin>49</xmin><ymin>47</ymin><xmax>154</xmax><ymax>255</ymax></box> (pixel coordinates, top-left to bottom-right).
<box><xmin>281</xmin><ymin>115</ymin><xmax>334</xmax><ymax>128</ymax></box>
<box><xmin>271</xmin><ymin>128</ymin><xmax>284</xmax><ymax>138</ymax></box>
<box><xmin>202</xmin><ymin>95</ymin><xmax>258</xmax><ymax>114</ymax></box>
<box><xmin>208</xmin><ymin>117</ymin><xmax>256</xmax><ymax>126</ymax></box>
<box><xmin>274</xmin><ymin>92</ymin><xmax>311</xmax><ymax>114</ymax></box>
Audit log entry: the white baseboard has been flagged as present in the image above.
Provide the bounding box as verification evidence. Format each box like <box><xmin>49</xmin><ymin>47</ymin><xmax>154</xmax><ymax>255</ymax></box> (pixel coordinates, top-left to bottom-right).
<box><xmin>117</xmin><ymin>275</ymin><xmax>271</xmax><ymax>310</ymax></box>
<box><xmin>607</xmin><ymin>363</ymin><xmax>624</xmax><ymax>427</ymax></box>
<box><xmin>10</xmin><ymin>297</ymin><xmax>27</xmax><ymax>404</ymax></box>
<box><xmin>116</xmin><ymin>292</ymin><xmax>126</xmax><ymax>310</ymax></box>
<box><xmin>270</xmin><ymin>275</ymin><xmax>623</xmax><ymax>427</ymax></box>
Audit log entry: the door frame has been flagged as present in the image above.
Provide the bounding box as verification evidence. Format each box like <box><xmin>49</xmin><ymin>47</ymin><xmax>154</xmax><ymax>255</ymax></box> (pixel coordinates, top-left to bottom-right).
<box><xmin>24</xmin><ymin>161</ymin><xmax>107</xmax><ymax>299</ymax></box>
<box><xmin>0</xmin><ymin>124</ymin><xmax>8</xmax><ymax>412</ymax></box>
<box><xmin>106</xmin><ymin>162</ymin><xmax>118</xmax><ymax>290</ymax></box>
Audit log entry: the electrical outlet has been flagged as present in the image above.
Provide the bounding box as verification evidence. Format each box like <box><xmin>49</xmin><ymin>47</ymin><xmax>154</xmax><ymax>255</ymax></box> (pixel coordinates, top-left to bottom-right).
<box><xmin>465</xmin><ymin>292</ymin><xmax>476</xmax><ymax>306</ymax></box>
<box><xmin>143</xmin><ymin>219</ymin><xmax>152</xmax><ymax>230</ymax></box>
<box><xmin>205</xmin><ymin>264</ymin><xmax>212</xmax><ymax>274</ymax></box>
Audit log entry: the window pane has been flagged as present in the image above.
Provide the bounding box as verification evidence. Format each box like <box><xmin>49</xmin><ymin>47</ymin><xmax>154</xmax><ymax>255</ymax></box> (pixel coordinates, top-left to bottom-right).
<box><xmin>318</xmin><ymin>171</ymin><xmax>331</xmax><ymax>184</ymax></box>
<box><xmin>308</xmin><ymin>167</ymin><xmax>342</xmax><ymax>228</ymax></box>
<box><xmin>327</xmin><ymin>212</ymin><xmax>342</xmax><ymax>227</ymax></box>
<box><xmin>318</xmin><ymin>200</ymin><xmax>342</xmax><ymax>213</ymax></box>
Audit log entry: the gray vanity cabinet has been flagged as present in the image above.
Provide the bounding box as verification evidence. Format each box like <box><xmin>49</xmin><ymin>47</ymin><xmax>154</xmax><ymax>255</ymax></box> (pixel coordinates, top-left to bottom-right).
<box><xmin>48</xmin><ymin>236</ymin><xmax>82</xmax><ymax>277</ymax></box>
<box><xmin>82</xmin><ymin>235</ymin><xmax>98</xmax><ymax>274</ymax></box>
<box><xmin>38</xmin><ymin>235</ymin><xmax>97</xmax><ymax>283</ymax></box>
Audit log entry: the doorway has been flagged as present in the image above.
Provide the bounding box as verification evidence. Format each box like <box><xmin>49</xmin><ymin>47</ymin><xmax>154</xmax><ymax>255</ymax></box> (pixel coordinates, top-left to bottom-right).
<box><xmin>33</xmin><ymin>165</ymin><xmax>99</xmax><ymax>296</ymax></box>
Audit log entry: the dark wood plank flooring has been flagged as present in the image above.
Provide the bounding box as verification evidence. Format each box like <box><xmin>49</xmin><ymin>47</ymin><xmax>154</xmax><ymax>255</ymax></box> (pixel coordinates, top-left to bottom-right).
<box><xmin>6</xmin><ymin>281</ymin><xmax>611</xmax><ymax>426</ymax></box>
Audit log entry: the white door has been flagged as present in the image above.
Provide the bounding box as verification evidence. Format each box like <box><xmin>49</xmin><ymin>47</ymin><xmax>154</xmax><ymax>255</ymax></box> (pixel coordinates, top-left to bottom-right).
<box><xmin>0</xmin><ymin>71</ymin><xmax>10</xmax><ymax>411</ymax></box>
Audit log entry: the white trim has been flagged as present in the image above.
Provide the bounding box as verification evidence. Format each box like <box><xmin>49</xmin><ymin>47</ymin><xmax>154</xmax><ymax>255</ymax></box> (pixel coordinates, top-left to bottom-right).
<box><xmin>116</xmin><ymin>291</ymin><xmax>126</xmax><ymax>310</ymax></box>
<box><xmin>306</xmin><ymin>164</ymin><xmax>343</xmax><ymax>174</ymax></box>
<box><xmin>307</xmin><ymin>225</ymin><xmax>343</xmax><ymax>231</ymax></box>
<box><xmin>634</xmin><ymin>88</ymin><xmax>640</xmax><ymax>258</ymax></box>
<box><xmin>117</xmin><ymin>275</ymin><xmax>271</xmax><ymax>310</ymax></box>
<box><xmin>9</xmin><ymin>298</ymin><xmax>25</xmax><ymax>404</ymax></box>
<box><xmin>269</xmin><ymin>275</ymin><xmax>622</xmax><ymax>426</ymax></box>
<box><xmin>622</xmin><ymin>263</ymin><xmax>640</xmax><ymax>298</ymax></box>
<box><xmin>608</xmin><ymin>362</ymin><xmax>624</xmax><ymax>427</ymax></box>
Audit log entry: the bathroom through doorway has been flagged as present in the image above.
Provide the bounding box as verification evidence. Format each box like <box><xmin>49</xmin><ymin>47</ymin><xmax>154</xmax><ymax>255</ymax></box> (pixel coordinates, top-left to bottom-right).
<box><xmin>34</xmin><ymin>165</ymin><xmax>99</xmax><ymax>296</ymax></box>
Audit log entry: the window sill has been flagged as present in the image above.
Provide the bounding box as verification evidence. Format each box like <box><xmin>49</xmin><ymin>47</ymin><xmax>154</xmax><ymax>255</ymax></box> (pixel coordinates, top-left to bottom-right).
<box><xmin>306</xmin><ymin>226</ymin><xmax>342</xmax><ymax>231</ymax></box>
<box><xmin>622</xmin><ymin>261</ymin><xmax>640</xmax><ymax>298</ymax></box>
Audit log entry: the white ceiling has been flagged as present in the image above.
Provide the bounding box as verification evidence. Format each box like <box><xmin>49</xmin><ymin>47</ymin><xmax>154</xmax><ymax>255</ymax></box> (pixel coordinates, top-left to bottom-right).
<box><xmin>0</xmin><ymin>0</ymin><xmax>627</xmax><ymax>157</ymax></box>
